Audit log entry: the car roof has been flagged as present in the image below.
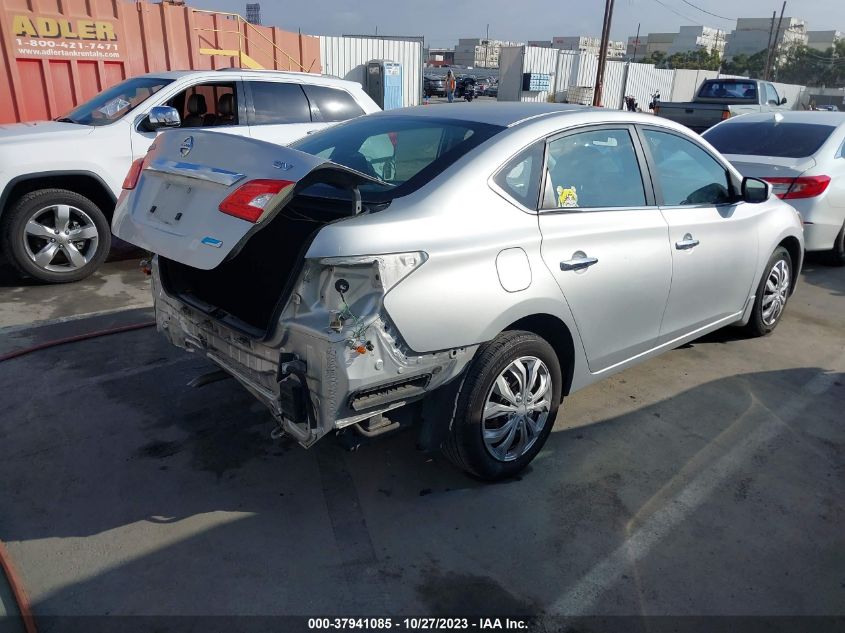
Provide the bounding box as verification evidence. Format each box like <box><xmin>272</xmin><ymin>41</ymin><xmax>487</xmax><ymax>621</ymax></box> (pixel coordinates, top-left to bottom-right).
<box><xmin>717</xmin><ymin>111</ymin><xmax>845</xmax><ymax>127</ymax></box>
<box><xmin>139</xmin><ymin>69</ymin><xmax>362</xmax><ymax>89</ymax></box>
<box><xmin>373</xmin><ymin>102</ymin><xmax>596</xmax><ymax>127</ymax></box>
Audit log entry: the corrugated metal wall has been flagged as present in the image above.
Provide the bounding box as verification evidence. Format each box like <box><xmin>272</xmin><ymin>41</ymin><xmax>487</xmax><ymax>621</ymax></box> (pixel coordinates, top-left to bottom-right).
<box><xmin>623</xmin><ymin>64</ymin><xmax>675</xmax><ymax>112</ymax></box>
<box><xmin>601</xmin><ymin>60</ymin><xmax>627</xmax><ymax>109</ymax></box>
<box><xmin>519</xmin><ymin>46</ymin><xmax>558</xmax><ymax>103</ymax></box>
<box><xmin>497</xmin><ymin>46</ymin><xmax>524</xmax><ymax>102</ymax></box>
<box><xmin>319</xmin><ymin>36</ymin><xmax>422</xmax><ymax>107</ymax></box>
<box><xmin>552</xmin><ymin>51</ymin><xmax>578</xmax><ymax>101</ymax></box>
<box><xmin>670</xmin><ymin>69</ymin><xmax>719</xmax><ymax>102</ymax></box>
<box><xmin>0</xmin><ymin>0</ymin><xmax>321</xmax><ymax>124</ymax></box>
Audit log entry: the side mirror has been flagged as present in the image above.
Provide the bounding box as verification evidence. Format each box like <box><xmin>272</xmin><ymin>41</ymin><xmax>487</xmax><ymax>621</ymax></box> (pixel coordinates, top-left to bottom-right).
<box><xmin>742</xmin><ymin>176</ymin><xmax>770</xmax><ymax>203</ymax></box>
<box><xmin>780</xmin><ymin>96</ymin><xmax>788</xmax><ymax>105</ymax></box>
<box><xmin>146</xmin><ymin>106</ymin><xmax>181</xmax><ymax>130</ymax></box>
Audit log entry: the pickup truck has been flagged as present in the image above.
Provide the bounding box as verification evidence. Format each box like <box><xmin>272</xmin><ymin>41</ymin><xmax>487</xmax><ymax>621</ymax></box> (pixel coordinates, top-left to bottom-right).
<box><xmin>654</xmin><ymin>78</ymin><xmax>789</xmax><ymax>134</ymax></box>
<box><xmin>0</xmin><ymin>69</ymin><xmax>379</xmax><ymax>283</ymax></box>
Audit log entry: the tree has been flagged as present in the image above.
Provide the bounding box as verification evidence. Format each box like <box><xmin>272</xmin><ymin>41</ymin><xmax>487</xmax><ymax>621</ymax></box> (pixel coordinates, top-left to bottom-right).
<box><xmin>721</xmin><ymin>49</ymin><xmax>768</xmax><ymax>78</ymax></box>
<box><xmin>639</xmin><ymin>51</ymin><xmax>666</xmax><ymax>67</ymax></box>
<box><xmin>777</xmin><ymin>42</ymin><xmax>845</xmax><ymax>87</ymax></box>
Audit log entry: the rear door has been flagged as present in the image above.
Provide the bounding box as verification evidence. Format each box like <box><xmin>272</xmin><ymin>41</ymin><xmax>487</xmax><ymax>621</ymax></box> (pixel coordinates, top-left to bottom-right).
<box><xmin>537</xmin><ymin>125</ymin><xmax>672</xmax><ymax>373</ymax></box>
<box><xmin>638</xmin><ymin>126</ymin><xmax>762</xmax><ymax>342</ymax></box>
<box><xmin>112</xmin><ymin>130</ymin><xmax>381</xmax><ymax>270</ymax></box>
<box><xmin>245</xmin><ymin>80</ymin><xmax>322</xmax><ymax>145</ymax></box>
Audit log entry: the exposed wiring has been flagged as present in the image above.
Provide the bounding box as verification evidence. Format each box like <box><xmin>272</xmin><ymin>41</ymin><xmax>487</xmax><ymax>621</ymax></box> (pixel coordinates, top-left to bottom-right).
<box><xmin>649</xmin><ymin>0</ymin><xmax>704</xmax><ymax>26</ymax></box>
<box><xmin>338</xmin><ymin>291</ymin><xmax>370</xmax><ymax>343</ymax></box>
<box><xmin>677</xmin><ymin>0</ymin><xmax>734</xmax><ymax>21</ymax></box>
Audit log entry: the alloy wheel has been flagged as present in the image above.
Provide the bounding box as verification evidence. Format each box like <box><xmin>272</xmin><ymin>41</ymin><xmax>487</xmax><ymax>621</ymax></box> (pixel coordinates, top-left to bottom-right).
<box><xmin>22</xmin><ymin>204</ymin><xmax>99</xmax><ymax>274</ymax></box>
<box><xmin>482</xmin><ymin>356</ymin><xmax>552</xmax><ymax>462</ymax></box>
<box><xmin>762</xmin><ymin>259</ymin><xmax>790</xmax><ymax>326</ymax></box>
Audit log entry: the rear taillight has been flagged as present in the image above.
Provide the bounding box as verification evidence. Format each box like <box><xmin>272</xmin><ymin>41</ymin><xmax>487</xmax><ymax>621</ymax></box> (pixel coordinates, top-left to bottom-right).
<box><xmin>122</xmin><ymin>156</ymin><xmax>148</xmax><ymax>190</ymax></box>
<box><xmin>219</xmin><ymin>179</ymin><xmax>295</xmax><ymax>223</ymax></box>
<box><xmin>763</xmin><ymin>175</ymin><xmax>831</xmax><ymax>200</ymax></box>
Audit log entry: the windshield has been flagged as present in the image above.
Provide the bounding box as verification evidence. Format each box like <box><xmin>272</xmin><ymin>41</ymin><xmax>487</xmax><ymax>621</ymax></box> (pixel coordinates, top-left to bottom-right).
<box><xmin>699</xmin><ymin>81</ymin><xmax>758</xmax><ymax>100</ymax></box>
<box><xmin>704</xmin><ymin>121</ymin><xmax>836</xmax><ymax>158</ymax></box>
<box><xmin>290</xmin><ymin>115</ymin><xmax>504</xmax><ymax>201</ymax></box>
<box><xmin>61</xmin><ymin>76</ymin><xmax>174</xmax><ymax>126</ymax></box>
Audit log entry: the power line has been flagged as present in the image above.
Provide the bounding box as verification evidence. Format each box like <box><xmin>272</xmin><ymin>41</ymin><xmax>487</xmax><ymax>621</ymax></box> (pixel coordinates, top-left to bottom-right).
<box><xmin>649</xmin><ymin>0</ymin><xmax>703</xmax><ymax>26</ymax></box>
<box><xmin>677</xmin><ymin>0</ymin><xmax>735</xmax><ymax>22</ymax></box>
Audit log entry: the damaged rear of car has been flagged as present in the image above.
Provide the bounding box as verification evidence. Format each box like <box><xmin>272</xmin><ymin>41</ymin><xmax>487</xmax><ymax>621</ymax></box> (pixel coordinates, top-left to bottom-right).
<box><xmin>112</xmin><ymin>118</ymin><xmax>501</xmax><ymax>452</ymax></box>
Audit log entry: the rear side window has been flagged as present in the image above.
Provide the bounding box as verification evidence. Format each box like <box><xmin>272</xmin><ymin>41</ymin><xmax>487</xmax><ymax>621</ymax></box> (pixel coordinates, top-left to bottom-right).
<box><xmin>248</xmin><ymin>81</ymin><xmax>311</xmax><ymax>125</ymax></box>
<box><xmin>542</xmin><ymin>129</ymin><xmax>646</xmax><ymax>209</ymax></box>
<box><xmin>493</xmin><ymin>143</ymin><xmax>544</xmax><ymax>209</ymax></box>
<box><xmin>303</xmin><ymin>85</ymin><xmax>365</xmax><ymax>122</ymax></box>
<box><xmin>704</xmin><ymin>122</ymin><xmax>836</xmax><ymax>158</ymax></box>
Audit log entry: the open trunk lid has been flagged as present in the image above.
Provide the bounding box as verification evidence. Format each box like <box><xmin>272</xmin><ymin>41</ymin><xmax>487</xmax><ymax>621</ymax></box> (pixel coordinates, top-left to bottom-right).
<box><xmin>112</xmin><ymin>129</ymin><xmax>384</xmax><ymax>270</ymax></box>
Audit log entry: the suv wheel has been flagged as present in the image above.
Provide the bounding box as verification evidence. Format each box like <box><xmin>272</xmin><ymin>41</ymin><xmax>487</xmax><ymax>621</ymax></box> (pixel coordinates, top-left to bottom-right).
<box><xmin>745</xmin><ymin>246</ymin><xmax>792</xmax><ymax>337</ymax></box>
<box><xmin>442</xmin><ymin>331</ymin><xmax>563</xmax><ymax>480</ymax></box>
<box><xmin>1</xmin><ymin>188</ymin><xmax>111</xmax><ymax>283</ymax></box>
<box><xmin>825</xmin><ymin>221</ymin><xmax>845</xmax><ymax>267</ymax></box>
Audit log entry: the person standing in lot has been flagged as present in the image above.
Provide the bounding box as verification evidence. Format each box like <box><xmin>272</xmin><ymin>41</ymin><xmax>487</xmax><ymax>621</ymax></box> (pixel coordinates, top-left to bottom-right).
<box><xmin>446</xmin><ymin>70</ymin><xmax>456</xmax><ymax>103</ymax></box>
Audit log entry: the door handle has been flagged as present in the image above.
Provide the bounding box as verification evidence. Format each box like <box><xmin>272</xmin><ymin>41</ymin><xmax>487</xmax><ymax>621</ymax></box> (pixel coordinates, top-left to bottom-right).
<box><xmin>560</xmin><ymin>255</ymin><xmax>599</xmax><ymax>271</ymax></box>
<box><xmin>675</xmin><ymin>233</ymin><xmax>700</xmax><ymax>250</ymax></box>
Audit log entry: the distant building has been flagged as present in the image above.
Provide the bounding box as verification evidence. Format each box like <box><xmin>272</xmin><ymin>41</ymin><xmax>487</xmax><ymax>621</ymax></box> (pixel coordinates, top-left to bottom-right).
<box><xmin>528</xmin><ymin>40</ymin><xmax>552</xmax><ymax>48</ymax></box>
<box><xmin>426</xmin><ymin>48</ymin><xmax>455</xmax><ymax>66</ymax></box>
<box><xmin>668</xmin><ymin>26</ymin><xmax>726</xmax><ymax>57</ymax></box>
<box><xmin>245</xmin><ymin>3</ymin><xmax>261</xmax><ymax>25</ymax></box>
<box><xmin>626</xmin><ymin>35</ymin><xmax>647</xmax><ymax>59</ymax></box>
<box><xmin>552</xmin><ymin>35</ymin><xmax>625</xmax><ymax>58</ymax></box>
<box><xmin>807</xmin><ymin>30</ymin><xmax>842</xmax><ymax>52</ymax></box>
<box><xmin>644</xmin><ymin>32</ymin><xmax>676</xmax><ymax>57</ymax></box>
<box><xmin>724</xmin><ymin>17</ymin><xmax>808</xmax><ymax>62</ymax></box>
<box><xmin>453</xmin><ymin>38</ymin><xmax>522</xmax><ymax>68</ymax></box>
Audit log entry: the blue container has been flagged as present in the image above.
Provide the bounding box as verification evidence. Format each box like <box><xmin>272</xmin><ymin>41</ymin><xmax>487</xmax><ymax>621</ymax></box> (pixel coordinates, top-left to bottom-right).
<box><xmin>366</xmin><ymin>60</ymin><xmax>403</xmax><ymax>110</ymax></box>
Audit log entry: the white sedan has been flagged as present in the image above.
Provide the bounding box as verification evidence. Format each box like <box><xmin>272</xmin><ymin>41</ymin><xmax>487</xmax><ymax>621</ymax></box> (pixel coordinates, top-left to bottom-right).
<box><xmin>704</xmin><ymin>111</ymin><xmax>845</xmax><ymax>265</ymax></box>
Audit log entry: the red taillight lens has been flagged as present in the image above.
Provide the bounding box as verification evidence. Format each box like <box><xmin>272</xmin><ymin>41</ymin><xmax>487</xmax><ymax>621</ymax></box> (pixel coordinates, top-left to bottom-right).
<box><xmin>122</xmin><ymin>156</ymin><xmax>148</xmax><ymax>190</ymax></box>
<box><xmin>763</xmin><ymin>175</ymin><xmax>831</xmax><ymax>200</ymax></box>
<box><xmin>218</xmin><ymin>179</ymin><xmax>295</xmax><ymax>223</ymax></box>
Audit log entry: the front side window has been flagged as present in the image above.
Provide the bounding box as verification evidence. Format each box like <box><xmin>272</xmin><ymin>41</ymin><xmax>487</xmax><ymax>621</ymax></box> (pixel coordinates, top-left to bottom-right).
<box><xmin>542</xmin><ymin>129</ymin><xmax>646</xmax><ymax>210</ymax></box>
<box><xmin>303</xmin><ymin>85</ymin><xmax>365</xmax><ymax>122</ymax></box>
<box><xmin>493</xmin><ymin>143</ymin><xmax>544</xmax><ymax>209</ymax></box>
<box><xmin>765</xmin><ymin>83</ymin><xmax>780</xmax><ymax>105</ymax></box>
<box><xmin>643</xmin><ymin>129</ymin><xmax>731</xmax><ymax>206</ymax></box>
<box><xmin>249</xmin><ymin>82</ymin><xmax>311</xmax><ymax>125</ymax></box>
<box><xmin>62</xmin><ymin>76</ymin><xmax>173</xmax><ymax>126</ymax></box>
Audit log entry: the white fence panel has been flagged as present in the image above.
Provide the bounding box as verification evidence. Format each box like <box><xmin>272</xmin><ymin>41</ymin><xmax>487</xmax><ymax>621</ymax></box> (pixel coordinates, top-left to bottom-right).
<box><xmin>670</xmin><ymin>69</ymin><xmax>718</xmax><ymax>102</ymax></box>
<box><xmin>521</xmin><ymin>46</ymin><xmax>559</xmax><ymax>102</ymax></box>
<box><xmin>319</xmin><ymin>36</ymin><xmax>422</xmax><ymax>107</ymax></box>
<box><xmin>772</xmin><ymin>81</ymin><xmax>806</xmax><ymax>110</ymax></box>
<box><xmin>601</xmin><ymin>60</ymin><xmax>627</xmax><ymax>108</ymax></box>
<box><xmin>553</xmin><ymin>51</ymin><xmax>578</xmax><ymax>100</ymax></box>
<box><xmin>625</xmin><ymin>64</ymin><xmax>674</xmax><ymax>112</ymax></box>
<box><xmin>575</xmin><ymin>52</ymin><xmax>599</xmax><ymax>87</ymax></box>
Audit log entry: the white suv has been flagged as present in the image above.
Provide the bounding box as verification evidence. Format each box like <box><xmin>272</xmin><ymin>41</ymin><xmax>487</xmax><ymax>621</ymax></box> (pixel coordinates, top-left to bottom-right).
<box><xmin>0</xmin><ymin>69</ymin><xmax>379</xmax><ymax>282</ymax></box>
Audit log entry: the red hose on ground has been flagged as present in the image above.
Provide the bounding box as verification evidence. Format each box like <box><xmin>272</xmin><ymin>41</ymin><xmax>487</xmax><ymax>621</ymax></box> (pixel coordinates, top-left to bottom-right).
<box><xmin>0</xmin><ymin>321</ymin><xmax>155</xmax><ymax>363</ymax></box>
<box><xmin>0</xmin><ymin>539</ymin><xmax>37</xmax><ymax>633</ymax></box>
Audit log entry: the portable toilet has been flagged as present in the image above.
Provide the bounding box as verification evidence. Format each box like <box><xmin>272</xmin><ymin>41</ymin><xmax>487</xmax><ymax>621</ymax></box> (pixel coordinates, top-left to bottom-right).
<box><xmin>365</xmin><ymin>60</ymin><xmax>403</xmax><ymax>110</ymax></box>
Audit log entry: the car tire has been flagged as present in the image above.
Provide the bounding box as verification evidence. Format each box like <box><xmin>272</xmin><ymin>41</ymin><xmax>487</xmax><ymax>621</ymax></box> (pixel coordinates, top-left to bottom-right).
<box><xmin>825</xmin><ymin>221</ymin><xmax>845</xmax><ymax>267</ymax></box>
<box><xmin>745</xmin><ymin>246</ymin><xmax>793</xmax><ymax>337</ymax></box>
<box><xmin>442</xmin><ymin>330</ymin><xmax>563</xmax><ymax>481</ymax></box>
<box><xmin>1</xmin><ymin>188</ymin><xmax>111</xmax><ymax>283</ymax></box>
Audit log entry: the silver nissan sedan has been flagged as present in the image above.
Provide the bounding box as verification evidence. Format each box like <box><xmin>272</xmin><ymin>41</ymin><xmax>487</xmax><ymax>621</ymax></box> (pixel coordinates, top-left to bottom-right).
<box><xmin>113</xmin><ymin>103</ymin><xmax>804</xmax><ymax>480</ymax></box>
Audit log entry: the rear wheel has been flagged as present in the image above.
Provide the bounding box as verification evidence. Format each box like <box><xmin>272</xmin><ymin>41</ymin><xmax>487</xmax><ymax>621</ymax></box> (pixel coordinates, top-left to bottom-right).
<box><xmin>745</xmin><ymin>246</ymin><xmax>792</xmax><ymax>337</ymax></box>
<box><xmin>442</xmin><ymin>331</ymin><xmax>563</xmax><ymax>480</ymax></box>
<box><xmin>825</xmin><ymin>221</ymin><xmax>845</xmax><ymax>267</ymax></box>
<box><xmin>1</xmin><ymin>188</ymin><xmax>111</xmax><ymax>283</ymax></box>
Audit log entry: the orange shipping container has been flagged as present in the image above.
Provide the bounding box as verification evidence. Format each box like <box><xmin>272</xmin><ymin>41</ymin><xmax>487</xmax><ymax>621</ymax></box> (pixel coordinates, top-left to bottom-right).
<box><xmin>0</xmin><ymin>0</ymin><xmax>322</xmax><ymax>124</ymax></box>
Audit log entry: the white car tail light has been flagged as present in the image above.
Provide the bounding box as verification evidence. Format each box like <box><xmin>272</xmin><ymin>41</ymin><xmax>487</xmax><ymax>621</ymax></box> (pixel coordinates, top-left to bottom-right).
<box><xmin>763</xmin><ymin>176</ymin><xmax>831</xmax><ymax>200</ymax></box>
<box><xmin>219</xmin><ymin>179</ymin><xmax>295</xmax><ymax>223</ymax></box>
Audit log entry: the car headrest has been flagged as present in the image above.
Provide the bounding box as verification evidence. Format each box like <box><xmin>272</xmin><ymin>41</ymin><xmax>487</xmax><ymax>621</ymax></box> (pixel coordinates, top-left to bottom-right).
<box><xmin>217</xmin><ymin>93</ymin><xmax>234</xmax><ymax>116</ymax></box>
<box><xmin>187</xmin><ymin>94</ymin><xmax>207</xmax><ymax>115</ymax></box>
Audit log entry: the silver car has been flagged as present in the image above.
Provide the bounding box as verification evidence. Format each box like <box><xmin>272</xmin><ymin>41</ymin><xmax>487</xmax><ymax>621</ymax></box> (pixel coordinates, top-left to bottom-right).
<box><xmin>112</xmin><ymin>104</ymin><xmax>804</xmax><ymax>480</ymax></box>
<box><xmin>704</xmin><ymin>111</ymin><xmax>845</xmax><ymax>265</ymax></box>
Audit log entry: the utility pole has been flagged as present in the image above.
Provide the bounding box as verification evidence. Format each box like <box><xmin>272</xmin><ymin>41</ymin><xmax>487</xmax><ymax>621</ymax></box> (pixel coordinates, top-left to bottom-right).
<box><xmin>771</xmin><ymin>2</ymin><xmax>786</xmax><ymax>81</ymax></box>
<box><xmin>632</xmin><ymin>22</ymin><xmax>641</xmax><ymax>62</ymax></box>
<box><xmin>485</xmin><ymin>23</ymin><xmax>490</xmax><ymax>69</ymax></box>
<box><xmin>593</xmin><ymin>0</ymin><xmax>614</xmax><ymax>106</ymax></box>
<box><xmin>764</xmin><ymin>10</ymin><xmax>777</xmax><ymax>80</ymax></box>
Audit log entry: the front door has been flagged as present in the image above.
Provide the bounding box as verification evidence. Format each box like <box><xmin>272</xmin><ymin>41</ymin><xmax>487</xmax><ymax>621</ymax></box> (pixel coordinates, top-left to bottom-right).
<box><xmin>537</xmin><ymin>126</ymin><xmax>672</xmax><ymax>373</ymax></box>
<box><xmin>638</xmin><ymin>127</ymin><xmax>762</xmax><ymax>343</ymax></box>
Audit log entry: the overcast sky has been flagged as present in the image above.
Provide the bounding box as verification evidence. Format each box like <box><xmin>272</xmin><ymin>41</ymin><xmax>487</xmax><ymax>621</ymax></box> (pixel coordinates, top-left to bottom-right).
<box><xmin>190</xmin><ymin>0</ymin><xmax>843</xmax><ymax>47</ymax></box>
